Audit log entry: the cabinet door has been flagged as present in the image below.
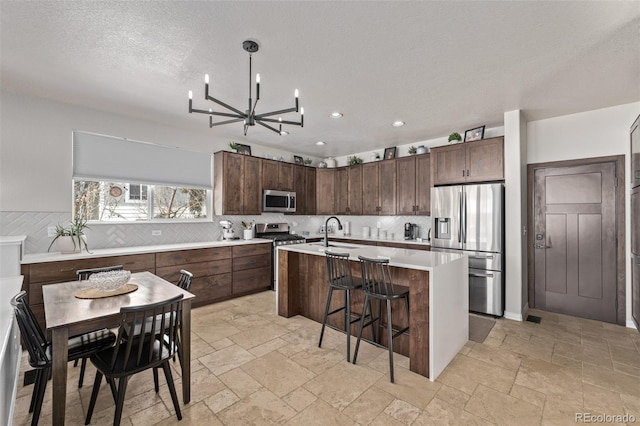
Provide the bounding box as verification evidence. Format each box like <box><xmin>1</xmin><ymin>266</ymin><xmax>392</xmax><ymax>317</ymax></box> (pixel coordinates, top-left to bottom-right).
<box><xmin>293</xmin><ymin>165</ymin><xmax>306</xmax><ymax>214</ymax></box>
<box><xmin>466</xmin><ymin>137</ymin><xmax>504</xmax><ymax>182</ymax></box>
<box><xmin>243</xmin><ymin>156</ymin><xmax>262</xmax><ymax>214</ymax></box>
<box><xmin>305</xmin><ymin>167</ymin><xmax>316</xmax><ymax>215</ymax></box>
<box><xmin>279</xmin><ymin>163</ymin><xmax>294</xmax><ymax>191</ymax></box>
<box><xmin>262</xmin><ymin>160</ymin><xmax>279</xmax><ymax>190</ymax></box>
<box><xmin>378</xmin><ymin>160</ymin><xmax>397</xmax><ymax>215</ymax></box>
<box><xmin>334</xmin><ymin>167</ymin><xmax>349</xmax><ymax>215</ymax></box>
<box><xmin>221</xmin><ymin>152</ymin><xmax>243</xmax><ymax>214</ymax></box>
<box><xmin>631</xmin><ymin>114</ymin><xmax>639</xmax><ymax>188</ymax></box>
<box><xmin>348</xmin><ymin>165</ymin><xmax>363</xmax><ymax>215</ymax></box>
<box><xmin>396</xmin><ymin>157</ymin><xmax>416</xmax><ymax>215</ymax></box>
<box><xmin>316</xmin><ymin>169</ymin><xmax>335</xmax><ymax>215</ymax></box>
<box><xmin>415</xmin><ymin>154</ymin><xmax>431</xmax><ymax>215</ymax></box>
<box><xmin>362</xmin><ymin>163</ymin><xmax>379</xmax><ymax>215</ymax></box>
<box><xmin>431</xmin><ymin>144</ymin><xmax>467</xmax><ymax>185</ymax></box>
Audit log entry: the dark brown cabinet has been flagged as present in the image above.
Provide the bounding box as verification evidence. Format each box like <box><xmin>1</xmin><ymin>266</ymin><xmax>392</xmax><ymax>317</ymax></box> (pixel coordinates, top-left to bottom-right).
<box><xmin>396</xmin><ymin>154</ymin><xmax>431</xmax><ymax>215</ymax></box>
<box><xmin>231</xmin><ymin>244</ymin><xmax>271</xmax><ymax>295</ymax></box>
<box><xmin>631</xmin><ymin>114</ymin><xmax>640</xmax><ymax>189</ymax></box>
<box><xmin>214</xmin><ymin>151</ymin><xmax>262</xmax><ymax>215</ymax></box>
<box><xmin>292</xmin><ymin>164</ymin><xmax>316</xmax><ymax>215</ymax></box>
<box><xmin>262</xmin><ymin>159</ymin><xmax>294</xmax><ymax>191</ymax></box>
<box><xmin>362</xmin><ymin>160</ymin><xmax>397</xmax><ymax>215</ymax></box>
<box><xmin>316</xmin><ymin>168</ymin><xmax>335</xmax><ymax>215</ymax></box>
<box><xmin>334</xmin><ymin>166</ymin><xmax>363</xmax><ymax>215</ymax></box>
<box><xmin>431</xmin><ymin>137</ymin><xmax>504</xmax><ymax>185</ymax></box>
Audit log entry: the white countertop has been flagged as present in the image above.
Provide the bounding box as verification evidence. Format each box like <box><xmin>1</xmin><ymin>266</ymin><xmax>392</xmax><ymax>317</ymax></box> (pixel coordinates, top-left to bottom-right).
<box><xmin>277</xmin><ymin>242</ymin><xmax>464</xmax><ymax>272</ymax></box>
<box><xmin>1</xmin><ymin>276</ymin><xmax>23</xmax><ymax>363</ymax></box>
<box><xmin>307</xmin><ymin>233</ymin><xmax>431</xmax><ymax>247</ymax></box>
<box><xmin>22</xmin><ymin>238</ymin><xmax>271</xmax><ymax>264</ymax></box>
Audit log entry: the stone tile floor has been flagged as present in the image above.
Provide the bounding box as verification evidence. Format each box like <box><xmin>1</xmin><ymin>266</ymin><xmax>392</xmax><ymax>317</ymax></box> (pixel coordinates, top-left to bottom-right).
<box><xmin>13</xmin><ymin>291</ymin><xmax>640</xmax><ymax>425</ymax></box>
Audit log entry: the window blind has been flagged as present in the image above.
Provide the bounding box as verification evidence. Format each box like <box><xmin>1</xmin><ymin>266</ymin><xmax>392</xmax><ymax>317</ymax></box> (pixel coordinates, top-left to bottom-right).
<box><xmin>73</xmin><ymin>131</ymin><xmax>212</xmax><ymax>189</ymax></box>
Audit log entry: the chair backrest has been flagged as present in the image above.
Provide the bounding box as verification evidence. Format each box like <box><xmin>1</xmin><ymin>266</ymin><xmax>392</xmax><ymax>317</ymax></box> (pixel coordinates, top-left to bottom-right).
<box><xmin>177</xmin><ymin>269</ymin><xmax>193</xmax><ymax>291</ymax></box>
<box><xmin>76</xmin><ymin>265</ymin><xmax>124</xmax><ymax>280</ymax></box>
<box><xmin>325</xmin><ymin>251</ymin><xmax>354</xmax><ymax>287</ymax></box>
<box><xmin>11</xmin><ymin>291</ymin><xmax>50</xmax><ymax>368</ymax></box>
<box><xmin>358</xmin><ymin>255</ymin><xmax>399</xmax><ymax>296</ymax></box>
<box><xmin>109</xmin><ymin>294</ymin><xmax>183</xmax><ymax>372</ymax></box>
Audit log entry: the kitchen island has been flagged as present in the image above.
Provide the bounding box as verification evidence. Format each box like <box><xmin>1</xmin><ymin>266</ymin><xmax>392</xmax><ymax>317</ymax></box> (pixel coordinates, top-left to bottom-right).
<box><xmin>277</xmin><ymin>242</ymin><xmax>468</xmax><ymax>381</ymax></box>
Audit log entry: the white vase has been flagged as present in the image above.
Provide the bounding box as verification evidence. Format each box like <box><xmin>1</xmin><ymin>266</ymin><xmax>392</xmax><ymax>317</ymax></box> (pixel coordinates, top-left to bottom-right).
<box><xmin>325</xmin><ymin>157</ymin><xmax>337</xmax><ymax>168</ymax></box>
<box><xmin>57</xmin><ymin>236</ymin><xmax>80</xmax><ymax>253</ymax></box>
<box><xmin>243</xmin><ymin>229</ymin><xmax>253</xmax><ymax>240</ymax></box>
<box><xmin>416</xmin><ymin>145</ymin><xmax>427</xmax><ymax>154</ymax></box>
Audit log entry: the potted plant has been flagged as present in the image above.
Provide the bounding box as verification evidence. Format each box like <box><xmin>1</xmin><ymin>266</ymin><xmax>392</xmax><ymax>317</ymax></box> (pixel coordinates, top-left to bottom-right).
<box><xmin>448</xmin><ymin>132</ymin><xmax>462</xmax><ymax>144</ymax></box>
<box><xmin>347</xmin><ymin>156</ymin><xmax>363</xmax><ymax>166</ymax></box>
<box><xmin>241</xmin><ymin>221</ymin><xmax>254</xmax><ymax>240</ymax></box>
<box><xmin>303</xmin><ymin>158</ymin><xmax>313</xmax><ymax>166</ymax></box>
<box><xmin>408</xmin><ymin>146</ymin><xmax>417</xmax><ymax>155</ymax></box>
<box><xmin>48</xmin><ymin>216</ymin><xmax>90</xmax><ymax>253</ymax></box>
<box><xmin>229</xmin><ymin>141</ymin><xmax>240</xmax><ymax>152</ymax></box>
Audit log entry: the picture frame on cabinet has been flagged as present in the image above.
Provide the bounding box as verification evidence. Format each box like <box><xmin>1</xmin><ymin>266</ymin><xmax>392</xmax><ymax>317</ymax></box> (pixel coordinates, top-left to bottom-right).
<box><xmin>236</xmin><ymin>143</ymin><xmax>252</xmax><ymax>155</ymax></box>
<box><xmin>464</xmin><ymin>125</ymin><xmax>485</xmax><ymax>142</ymax></box>
<box><xmin>384</xmin><ymin>147</ymin><xmax>396</xmax><ymax>160</ymax></box>
<box><xmin>293</xmin><ymin>155</ymin><xmax>303</xmax><ymax>165</ymax></box>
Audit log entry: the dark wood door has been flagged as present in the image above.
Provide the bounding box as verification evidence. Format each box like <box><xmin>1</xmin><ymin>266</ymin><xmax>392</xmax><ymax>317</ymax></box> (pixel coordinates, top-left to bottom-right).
<box><xmin>466</xmin><ymin>137</ymin><xmax>504</xmax><ymax>182</ymax></box>
<box><xmin>431</xmin><ymin>144</ymin><xmax>466</xmax><ymax>185</ymax></box>
<box><xmin>305</xmin><ymin>167</ymin><xmax>316</xmax><ymax>215</ymax></box>
<box><xmin>243</xmin><ymin>156</ymin><xmax>262</xmax><ymax>214</ymax></box>
<box><xmin>293</xmin><ymin>165</ymin><xmax>306</xmax><ymax>214</ymax></box>
<box><xmin>379</xmin><ymin>160</ymin><xmax>397</xmax><ymax>215</ymax></box>
<box><xmin>262</xmin><ymin>160</ymin><xmax>279</xmax><ymax>190</ymax></box>
<box><xmin>362</xmin><ymin>163</ymin><xmax>379</xmax><ymax>215</ymax></box>
<box><xmin>348</xmin><ymin>165</ymin><xmax>363</xmax><ymax>215</ymax></box>
<box><xmin>415</xmin><ymin>154</ymin><xmax>431</xmax><ymax>215</ymax></box>
<box><xmin>316</xmin><ymin>169</ymin><xmax>335</xmax><ymax>215</ymax></box>
<box><xmin>533</xmin><ymin>161</ymin><xmax>617</xmax><ymax>323</ymax></box>
<box><xmin>334</xmin><ymin>167</ymin><xmax>349</xmax><ymax>215</ymax></box>
<box><xmin>396</xmin><ymin>157</ymin><xmax>417</xmax><ymax>215</ymax></box>
<box><xmin>279</xmin><ymin>163</ymin><xmax>294</xmax><ymax>191</ymax></box>
<box><xmin>221</xmin><ymin>152</ymin><xmax>243</xmax><ymax>215</ymax></box>
<box><xmin>631</xmin><ymin>114</ymin><xmax>640</xmax><ymax>189</ymax></box>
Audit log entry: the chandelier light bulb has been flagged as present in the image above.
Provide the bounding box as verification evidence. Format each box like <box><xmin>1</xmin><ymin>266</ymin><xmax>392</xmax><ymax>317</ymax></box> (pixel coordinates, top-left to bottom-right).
<box><xmin>188</xmin><ymin>90</ymin><xmax>193</xmax><ymax>99</ymax></box>
<box><xmin>256</xmin><ymin>73</ymin><xmax>260</xmax><ymax>83</ymax></box>
<box><xmin>209</xmin><ymin>108</ymin><xmax>212</xmax><ymax>114</ymax></box>
<box><xmin>279</xmin><ymin>117</ymin><xmax>282</xmax><ymax>122</ymax></box>
<box><xmin>204</xmin><ymin>74</ymin><xmax>209</xmax><ymax>84</ymax></box>
<box><xmin>301</xmin><ymin>107</ymin><xmax>304</xmax><ymax>115</ymax></box>
<box><xmin>295</xmin><ymin>89</ymin><xmax>299</xmax><ymax>98</ymax></box>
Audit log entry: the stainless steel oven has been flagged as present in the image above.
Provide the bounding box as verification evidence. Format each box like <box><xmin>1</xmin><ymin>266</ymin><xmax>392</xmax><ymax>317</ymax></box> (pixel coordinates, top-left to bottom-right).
<box><xmin>255</xmin><ymin>223</ymin><xmax>306</xmax><ymax>289</ymax></box>
<box><xmin>263</xmin><ymin>190</ymin><xmax>296</xmax><ymax>213</ymax></box>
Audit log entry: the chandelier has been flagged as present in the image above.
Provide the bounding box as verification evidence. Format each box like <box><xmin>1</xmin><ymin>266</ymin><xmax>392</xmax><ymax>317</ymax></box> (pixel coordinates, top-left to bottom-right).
<box><xmin>188</xmin><ymin>40</ymin><xmax>304</xmax><ymax>136</ymax></box>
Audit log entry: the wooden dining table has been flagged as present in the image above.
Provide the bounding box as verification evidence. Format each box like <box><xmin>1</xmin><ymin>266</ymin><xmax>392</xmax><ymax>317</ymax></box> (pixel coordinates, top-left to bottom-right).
<box><xmin>42</xmin><ymin>271</ymin><xmax>195</xmax><ymax>425</ymax></box>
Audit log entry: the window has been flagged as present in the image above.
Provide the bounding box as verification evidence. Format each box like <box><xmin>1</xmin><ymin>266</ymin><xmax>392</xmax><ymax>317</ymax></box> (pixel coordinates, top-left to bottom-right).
<box><xmin>74</xmin><ymin>180</ymin><xmax>208</xmax><ymax>222</ymax></box>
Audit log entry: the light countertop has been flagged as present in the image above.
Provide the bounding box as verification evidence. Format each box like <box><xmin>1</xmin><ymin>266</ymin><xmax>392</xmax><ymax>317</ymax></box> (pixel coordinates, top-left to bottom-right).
<box><xmin>22</xmin><ymin>239</ymin><xmax>271</xmax><ymax>264</ymax></box>
<box><xmin>307</xmin><ymin>233</ymin><xmax>431</xmax><ymax>247</ymax></box>
<box><xmin>1</xmin><ymin>276</ymin><xmax>23</xmax><ymax>363</ymax></box>
<box><xmin>277</xmin><ymin>242</ymin><xmax>464</xmax><ymax>272</ymax></box>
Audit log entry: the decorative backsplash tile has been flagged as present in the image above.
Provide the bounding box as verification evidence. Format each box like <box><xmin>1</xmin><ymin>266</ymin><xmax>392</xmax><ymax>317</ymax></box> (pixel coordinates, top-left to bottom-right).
<box><xmin>0</xmin><ymin>211</ymin><xmax>431</xmax><ymax>254</ymax></box>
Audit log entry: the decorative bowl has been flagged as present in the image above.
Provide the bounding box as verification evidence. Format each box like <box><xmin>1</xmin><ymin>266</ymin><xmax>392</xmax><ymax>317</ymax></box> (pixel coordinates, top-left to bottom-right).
<box><xmin>89</xmin><ymin>270</ymin><xmax>131</xmax><ymax>291</ymax></box>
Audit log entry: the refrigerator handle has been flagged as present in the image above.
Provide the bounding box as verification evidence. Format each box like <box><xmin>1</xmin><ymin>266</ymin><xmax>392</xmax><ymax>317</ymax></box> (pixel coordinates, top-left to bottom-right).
<box><xmin>462</xmin><ymin>191</ymin><xmax>467</xmax><ymax>244</ymax></box>
<box><xmin>458</xmin><ymin>191</ymin><xmax>463</xmax><ymax>243</ymax></box>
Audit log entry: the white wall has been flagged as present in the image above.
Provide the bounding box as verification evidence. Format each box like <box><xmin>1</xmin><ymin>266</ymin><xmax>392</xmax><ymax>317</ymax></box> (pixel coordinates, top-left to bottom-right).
<box><xmin>528</xmin><ymin>101</ymin><xmax>640</xmax><ymax>328</ymax></box>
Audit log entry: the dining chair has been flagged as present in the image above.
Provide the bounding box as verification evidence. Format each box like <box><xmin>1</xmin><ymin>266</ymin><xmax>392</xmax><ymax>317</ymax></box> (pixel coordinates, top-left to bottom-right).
<box><xmin>85</xmin><ymin>294</ymin><xmax>184</xmax><ymax>426</ymax></box>
<box><xmin>352</xmin><ymin>256</ymin><xmax>410</xmax><ymax>383</ymax></box>
<box><xmin>11</xmin><ymin>291</ymin><xmax>116</xmax><ymax>426</ymax></box>
<box><xmin>72</xmin><ymin>264</ymin><xmax>124</xmax><ymax>386</ymax></box>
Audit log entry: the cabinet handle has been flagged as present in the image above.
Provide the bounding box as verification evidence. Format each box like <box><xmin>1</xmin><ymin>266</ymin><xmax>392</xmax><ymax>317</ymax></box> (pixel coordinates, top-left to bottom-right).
<box><xmin>462</xmin><ymin>170</ymin><xmax>465</xmax><ymax>177</ymax></box>
<box><xmin>466</xmin><ymin>170</ymin><xmax>470</xmax><ymax>177</ymax></box>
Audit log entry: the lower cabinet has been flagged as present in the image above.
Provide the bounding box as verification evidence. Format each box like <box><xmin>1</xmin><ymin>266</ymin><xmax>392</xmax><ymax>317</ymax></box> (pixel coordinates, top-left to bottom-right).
<box><xmin>232</xmin><ymin>244</ymin><xmax>272</xmax><ymax>294</ymax></box>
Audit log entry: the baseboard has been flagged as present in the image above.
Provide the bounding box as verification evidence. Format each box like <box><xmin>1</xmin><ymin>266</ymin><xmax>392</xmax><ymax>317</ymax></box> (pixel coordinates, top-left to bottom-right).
<box><xmin>627</xmin><ymin>320</ymin><xmax>639</xmax><ymax>330</ymax></box>
<box><xmin>503</xmin><ymin>310</ymin><xmax>523</xmax><ymax>322</ymax></box>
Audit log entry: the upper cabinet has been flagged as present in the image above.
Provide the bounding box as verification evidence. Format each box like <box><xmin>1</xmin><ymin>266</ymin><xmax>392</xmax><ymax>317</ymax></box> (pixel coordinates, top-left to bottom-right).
<box><xmin>292</xmin><ymin>164</ymin><xmax>316</xmax><ymax>215</ymax></box>
<box><xmin>431</xmin><ymin>136</ymin><xmax>504</xmax><ymax>186</ymax></box>
<box><xmin>334</xmin><ymin>166</ymin><xmax>363</xmax><ymax>215</ymax></box>
<box><xmin>362</xmin><ymin>160</ymin><xmax>397</xmax><ymax>215</ymax></box>
<box><xmin>396</xmin><ymin>154</ymin><xmax>431</xmax><ymax>215</ymax></box>
<box><xmin>262</xmin><ymin>159</ymin><xmax>294</xmax><ymax>191</ymax></box>
<box><xmin>316</xmin><ymin>168</ymin><xmax>335</xmax><ymax>215</ymax></box>
<box><xmin>632</xmin><ymin>114</ymin><xmax>640</xmax><ymax>189</ymax></box>
<box><xmin>214</xmin><ymin>151</ymin><xmax>262</xmax><ymax>215</ymax></box>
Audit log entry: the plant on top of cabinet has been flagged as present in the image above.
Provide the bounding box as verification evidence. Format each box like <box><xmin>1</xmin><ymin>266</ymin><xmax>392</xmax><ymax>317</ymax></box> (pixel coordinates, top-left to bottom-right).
<box><xmin>229</xmin><ymin>141</ymin><xmax>240</xmax><ymax>152</ymax></box>
<box><xmin>408</xmin><ymin>146</ymin><xmax>417</xmax><ymax>155</ymax></box>
<box><xmin>448</xmin><ymin>132</ymin><xmax>462</xmax><ymax>144</ymax></box>
<box><xmin>304</xmin><ymin>157</ymin><xmax>313</xmax><ymax>166</ymax></box>
<box><xmin>348</xmin><ymin>156</ymin><xmax>363</xmax><ymax>166</ymax></box>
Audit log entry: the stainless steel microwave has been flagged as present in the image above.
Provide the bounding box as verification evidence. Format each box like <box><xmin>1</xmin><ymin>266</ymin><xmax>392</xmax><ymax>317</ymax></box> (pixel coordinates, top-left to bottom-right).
<box><xmin>263</xmin><ymin>190</ymin><xmax>296</xmax><ymax>213</ymax></box>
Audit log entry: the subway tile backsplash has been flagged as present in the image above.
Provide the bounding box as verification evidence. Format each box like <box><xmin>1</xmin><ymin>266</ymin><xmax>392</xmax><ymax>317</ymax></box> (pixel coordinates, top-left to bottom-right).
<box><xmin>0</xmin><ymin>211</ymin><xmax>431</xmax><ymax>254</ymax></box>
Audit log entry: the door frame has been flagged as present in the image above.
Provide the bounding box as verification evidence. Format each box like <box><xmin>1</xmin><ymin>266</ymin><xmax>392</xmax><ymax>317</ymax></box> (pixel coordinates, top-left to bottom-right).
<box><xmin>527</xmin><ymin>155</ymin><xmax>626</xmax><ymax>325</ymax></box>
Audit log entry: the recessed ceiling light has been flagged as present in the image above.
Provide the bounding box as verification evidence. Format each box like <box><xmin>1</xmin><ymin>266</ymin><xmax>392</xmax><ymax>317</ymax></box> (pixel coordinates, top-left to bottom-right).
<box><xmin>330</xmin><ymin>112</ymin><xmax>343</xmax><ymax>118</ymax></box>
<box><xmin>316</xmin><ymin>141</ymin><xmax>326</xmax><ymax>146</ymax></box>
<box><xmin>280</xmin><ymin>131</ymin><xmax>289</xmax><ymax>136</ymax></box>
<box><xmin>392</xmin><ymin>121</ymin><xmax>405</xmax><ymax>127</ymax></box>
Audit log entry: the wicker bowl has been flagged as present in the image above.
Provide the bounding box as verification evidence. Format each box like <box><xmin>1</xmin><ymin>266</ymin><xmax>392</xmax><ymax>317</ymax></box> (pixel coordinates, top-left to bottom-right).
<box><xmin>89</xmin><ymin>270</ymin><xmax>131</xmax><ymax>291</ymax></box>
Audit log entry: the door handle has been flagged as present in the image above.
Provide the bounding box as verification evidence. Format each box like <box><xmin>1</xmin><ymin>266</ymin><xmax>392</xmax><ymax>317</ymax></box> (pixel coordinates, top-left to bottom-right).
<box><xmin>470</xmin><ymin>254</ymin><xmax>494</xmax><ymax>260</ymax></box>
<box><xmin>470</xmin><ymin>272</ymin><xmax>494</xmax><ymax>278</ymax></box>
<box><xmin>534</xmin><ymin>243</ymin><xmax>550</xmax><ymax>249</ymax></box>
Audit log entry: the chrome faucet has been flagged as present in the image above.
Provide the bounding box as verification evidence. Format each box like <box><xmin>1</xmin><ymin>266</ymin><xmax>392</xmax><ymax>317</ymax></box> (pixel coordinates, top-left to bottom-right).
<box><xmin>324</xmin><ymin>216</ymin><xmax>343</xmax><ymax>247</ymax></box>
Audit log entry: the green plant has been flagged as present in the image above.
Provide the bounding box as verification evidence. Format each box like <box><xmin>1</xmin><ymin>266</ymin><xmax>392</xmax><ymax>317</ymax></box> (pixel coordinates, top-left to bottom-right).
<box><xmin>229</xmin><ymin>141</ymin><xmax>240</xmax><ymax>150</ymax></box>
<box><xmin>448</xmin><ymin>132</ymin><xmax>462</xmax><ymax>143</ymax></box>
<box><xmin>47</xmin><ymin>216</ymin><xmax>90</xmax><ymax>252</ymax></box>
<box><xmin>303</xmin><ymin>158</ymin><xmax>313</xmax><ymax>166</ymax></box>
<box><xmin>347</xmin><ymin>156</ymin><xmax>363</xmax><ymax>166</ymax></box>
<box><xmin>408</xmin><ymin>146</ymin><xmax>417</xmax><ymax>155</ymax></box>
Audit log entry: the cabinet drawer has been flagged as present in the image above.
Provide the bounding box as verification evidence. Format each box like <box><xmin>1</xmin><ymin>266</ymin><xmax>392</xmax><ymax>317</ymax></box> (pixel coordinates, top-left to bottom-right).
<box><xmin>191</xmin><ymin>273</ymin><xmax>232</xmax><ymax>305</ymax></box>
<box><xmin>28</xmin><ymin>254</ymin><xmax>156</xmax><ymax>283</ymax></box>
<box><xmin>233</xmin><ymin>254</ymin><xmax>271</xmax><ymax>272</ymax></box>
<box><xmin>233</xmin><ymin>266</ymin><xmax>271</xmax><ymax>294</ymax></box>
<box><xmin>156</xmin><ymin>247</ymin><xmax>232</xmax><ymax>267</ymax></box>
<box><xmin>155</xmin><ymin>259</ymin><xmax>232</xmax><ymax>282</ymax></box>
<box><xmin>232</xmin><ymin>243</ymin><xmax>271</xmax><ymax>258</ymax></box>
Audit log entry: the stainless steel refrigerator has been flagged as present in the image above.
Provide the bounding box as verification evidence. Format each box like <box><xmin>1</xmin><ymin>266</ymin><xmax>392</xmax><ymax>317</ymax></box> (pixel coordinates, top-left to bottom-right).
<box><xmin>431</xmin><ymin>183</ymin><xmax>505</xmax><ymax>316</ymax></box>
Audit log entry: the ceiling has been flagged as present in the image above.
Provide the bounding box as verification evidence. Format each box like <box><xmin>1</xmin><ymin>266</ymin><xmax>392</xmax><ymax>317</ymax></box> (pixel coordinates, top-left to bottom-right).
<box><xmin>1</xmin><ymin>1</ymin><xmax>639</xmax><ymax>157</ymax></box>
